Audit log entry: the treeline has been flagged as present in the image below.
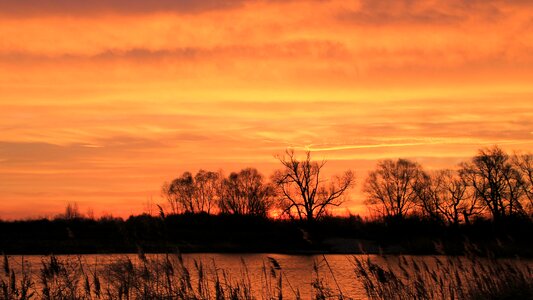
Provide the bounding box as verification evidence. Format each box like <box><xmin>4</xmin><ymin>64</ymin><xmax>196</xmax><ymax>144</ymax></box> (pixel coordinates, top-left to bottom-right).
<box><xmin>2</xmin><ymin>145</ymin><xmax>532</xmax><ymax>255</ymax></box>
<box><xmin>2</xmin><ymin>211</ymin><xmax>532</xmax><ymax>256</ymax></box>
<box><xmin>161</xmin><ymin>146</ymin><xmax>533</xmax><ymax>224</ymax></box>
<box><xmin>162</xmin><ymin>168</ymin><xmax>275</xmax><ymax>217</ymax></box>
<box><xmin>161</xmin><ymin>150</ymin><xmax>355</xmax><ymax>222</ymax></box>
<box><xmin>365</xmin><ymin>146</ymin><xmax>533</xmax><ymax>224</ymax></box>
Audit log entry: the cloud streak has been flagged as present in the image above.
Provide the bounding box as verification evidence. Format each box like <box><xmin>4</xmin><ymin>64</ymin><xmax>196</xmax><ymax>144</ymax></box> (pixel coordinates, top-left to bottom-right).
<box><xmin>0</xmin><ymin>0</ymin><xmax>247</xmax><ymax>16</ymax></box>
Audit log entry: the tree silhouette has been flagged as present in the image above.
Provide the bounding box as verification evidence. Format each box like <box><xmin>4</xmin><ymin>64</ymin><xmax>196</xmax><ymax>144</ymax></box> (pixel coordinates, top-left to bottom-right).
<box><xmin>57</xmin><ymin>202</ymin><xmax>82</xmax><ymax>220</ymax></box>
<box><xmin>272</xmin><ymin>149</ymin><xmax>355</xmax><ymax>222</ymax></box>
<box><xmin>459</xmin><ymin>146</ymin><xmax>527</xmax><ymax>221</ymax></box>
<box><xmin>513</xmin><ymin>153</ymin><xmax>533</xmax><ymax>214</ymax></box>
<box><xmin>364</xmin><ymin>159</ymin><xmax>425</xmax><ymax>220</ymax></box>
<box><xmin>417</xmin><ymin>170</ymin><xmax>482</xmax><ymax>225</ymax></box>
<box><xmin>218</xmin><ymin>168</ymin><xmax>275</xmax><ymax>216</ymax></box>
<box><xmin>163</xmin><ymin>170</ymin><xmax>222</xmax><ymax>214</ymax></box>
<box><xmin>163</xmin><ymin>172</ymin><xmax>196</xmax><ymax>214</ymax></box>
<box><xmin>194</xmin><ymin>170</ymin><xmax>222</xmax><ymax>214</ymax></box>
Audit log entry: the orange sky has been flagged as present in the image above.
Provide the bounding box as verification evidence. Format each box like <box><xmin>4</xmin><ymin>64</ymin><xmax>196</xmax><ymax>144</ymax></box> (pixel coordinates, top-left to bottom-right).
<box><xmin>1</xmin><ymin>0</ymin><xmax>532</xmax><ymax>219</ymax></box>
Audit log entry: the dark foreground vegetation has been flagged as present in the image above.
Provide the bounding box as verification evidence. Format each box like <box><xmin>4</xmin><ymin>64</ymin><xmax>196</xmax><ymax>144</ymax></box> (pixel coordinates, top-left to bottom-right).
<box><xmin>1</xmin><ymin>213</ymin><xmax>532</xmax><ymax>257</ymax></box>
<box><xmin>1</xmin><ymin>252</ymin><xmax>531</xmax><ymax>299</ymax></box>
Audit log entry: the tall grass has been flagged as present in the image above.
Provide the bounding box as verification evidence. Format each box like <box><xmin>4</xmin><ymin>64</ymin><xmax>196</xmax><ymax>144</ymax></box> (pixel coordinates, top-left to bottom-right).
<box><xmin>1</xmin><ymin>252</ymin><xmax>531</xmax><ymax>299</ymax></box>
<box><xmin>1</xmin><ymin>253</ymin><xmax>300</xmax><ymax>300</ymax></box>
<box><xmin>352</xmin><ymin>254</ymin><xmax>533</xmax><ymax>300</ymax></box>
<box><xmin>1</xmin><ymin>255</ymin><xmax>33</xmax><ymax>299</ymax></box>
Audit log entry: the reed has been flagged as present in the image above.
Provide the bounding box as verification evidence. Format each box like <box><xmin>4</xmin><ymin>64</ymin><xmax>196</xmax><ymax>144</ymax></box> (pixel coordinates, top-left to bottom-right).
<box><xmin>1</xmin><ymin>252</ymin><xmax>275</xmax><ymax>299</ymax></box>
<box><xmin>1</xmin><ymin>252</ymin><xmax>531</xmax><ymax>299</ymax></box>
<box><xmin>352</xmin><ymin>253</ymin><xmax>532</xmax><ymax>300</ymax></box>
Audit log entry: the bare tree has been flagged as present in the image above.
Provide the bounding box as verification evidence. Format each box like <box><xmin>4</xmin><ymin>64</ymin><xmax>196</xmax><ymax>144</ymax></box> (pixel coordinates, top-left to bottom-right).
<box><xmin>164</xmin><ymin>172</ymin><xmax>195</xmax><ymax>214</ymax></box>
<box><xmin>272</xmin><ymin>149</ymin><xmax>355</xmax><ymax>222</ymax></box>
<box><xmin>163</xmin><ymin>170</ymin><xmax>222</xmax><ymax>214</ymax></box>
<box><xmin>194</xmin><ymin>170</ymin><xmax>222</xmax><ymax>214</ymax></box>
<box><xmin>459</xmin><ymin>146</ymin><xmax>527</xmax><ymax>221</ymax></box>
<box><xmin>416</xmin><ymin>171</ymin><xmax>445</xmax><ymax>223</ymax></box>
<box><xmin>55</xmin><ymin>202</ymin><xmax>83</xmax><ymax>220</ymax></box>
<box><xmin>219</xmin><ymin>168</ymin><xmax>275</xmax><ymax>216</ymax></box>
<box><xmin>417</xmin><ymin>170</ymin><xmax>482</xmax><ymax>225</ymax></box>
<box><xmin>513</xmin><ymin>153</ymin><xmax>533</xmax><ymax>215</ymax></box>
<box><xmin>364</xmin><ymin>159</ymin><xmax>425</xmax><ymax>220</ymax></box>
<box><xmin>502</xmin><ymin>163</ymin><xmax>526</xmax><ymax>216</ymax></box>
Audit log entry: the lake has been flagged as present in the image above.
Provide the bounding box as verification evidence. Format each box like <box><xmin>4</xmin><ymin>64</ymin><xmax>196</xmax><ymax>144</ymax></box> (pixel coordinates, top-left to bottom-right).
<box><xmin>4</xmin><ymin>253</ymin><xmax>532</xmax><ymax>299</ymax></box>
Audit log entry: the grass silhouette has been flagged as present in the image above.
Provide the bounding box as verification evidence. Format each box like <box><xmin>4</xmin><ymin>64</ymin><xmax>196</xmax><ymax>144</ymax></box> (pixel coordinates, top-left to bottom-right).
<box><xmin>2</xmin><ymin>251</ymin><xmax>531</xmax><ymax>299</ymax></box>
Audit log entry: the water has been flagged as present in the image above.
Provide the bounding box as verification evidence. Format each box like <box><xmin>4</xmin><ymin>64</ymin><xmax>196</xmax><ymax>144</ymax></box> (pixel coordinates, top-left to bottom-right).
<box><xmin>7</xmin><ymin>253</ymin><xmax>369</xmax><ymax>299</ymax></box>
<box><xmin>5</xmin><ymin>253</ymin><xmax>532</xmax><ymax>299</ymax></box>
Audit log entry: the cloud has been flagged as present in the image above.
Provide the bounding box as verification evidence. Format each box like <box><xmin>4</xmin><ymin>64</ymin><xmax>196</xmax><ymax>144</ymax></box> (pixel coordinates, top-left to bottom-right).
<box><xmin>2</xmin><ymin>0</ymin><xmax>530</xmax><ymax>19</ymax></box>
<box><xmin>0</xmin><ymin>0</ymin><xmax>247</xmax><ymax>17</ymax></box>
<box><xmin>336</xmin><ymin>0</ymin><xmax>533</xmax><ymax>27</ymax></box>
<box><xmin>0</xmin><ymin>40</ymin><xmax>351</xmax><ymax>62</ymax></box>
<box><xmin>0</xmin><ymin>135</ymin><xmax>169</xmax><ymax>164</ymax></box>
<box><xmin>1</xmin><ymin>0</ymin><xmax>532</xmax><ymax>82</ymax></box>
<box><xmin>339</xmin><ymin>3</ymin><xmax>464</xmax><ymax>26</ymax></box>
<box><xmin>0</xmin><ymin>141</ymin><xmax>89</xmax><ymax>163</ymax></box>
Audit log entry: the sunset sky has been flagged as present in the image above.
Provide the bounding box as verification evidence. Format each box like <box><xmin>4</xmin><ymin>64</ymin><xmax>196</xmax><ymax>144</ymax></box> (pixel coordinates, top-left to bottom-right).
<box><xmin>1</xmin><ymin>0</ymin><xmax>532</xmax><ymax>219</ymax></box>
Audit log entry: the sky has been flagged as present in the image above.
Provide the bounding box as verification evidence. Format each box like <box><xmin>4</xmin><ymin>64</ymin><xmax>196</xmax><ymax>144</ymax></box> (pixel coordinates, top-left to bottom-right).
<box><xmin>1</xmin><ymin>0</ymin><xmax>532</xmax><ymax>219</ymax></box>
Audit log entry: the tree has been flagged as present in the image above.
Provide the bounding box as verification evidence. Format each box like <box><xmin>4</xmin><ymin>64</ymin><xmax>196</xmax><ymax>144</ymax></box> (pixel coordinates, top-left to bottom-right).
<box><xmin>194</xmin><ymin>170</ymin><xmax>222</xmax><ymax>214</ymax></box>
<box><xmin>272</xmin><ymin>149</ymin><xmax>355</xmax><ymax>222</ymax></box>
<box><xmin>219</xmin><ymin>168</ymin><xmax>275</xmax><ymax>216</ymax></box>
<box><xmin>163</xmin><ymin>172</ymin><xmax>195</xmax><ymax>214</ymax></box>
<box><xmin>61</xmin><ymin>202</ymin><xmax>82</xmax><ymax>220</ymax></box>
<box><xmin>513</xmin><ymin>153</ymin><xmax>533</xmax><ymax>215</ymax></box>
<box><xmin>364</xmin><ymin>159</ymin><xmax>425</xmax><ymax>220</ymax></box>
<box><xmin>459</xmin><ymin>146</ymin><xmax>527</xmax><ymax>221</ymax></box>
<box><xmin>417</xmin><ymin>170</ymin><xmax>482</xmax><ymax>225</ymax></box>
<box><xmin>163</xmin><ymin>170</ymin><xmax>221</xmax><ymax>214</ymax></box>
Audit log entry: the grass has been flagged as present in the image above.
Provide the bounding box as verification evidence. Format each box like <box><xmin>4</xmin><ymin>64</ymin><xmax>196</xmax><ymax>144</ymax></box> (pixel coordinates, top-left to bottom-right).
<box><xmin>352</xmin><ymin>254</ymin><xmax>533</xmax><ymax>300</ymax></box>
<box><xmin>1</xmin><ymin>251</ymin><xmax>531</xmax><ymax>299</ymax></box>
<box><xmin>1</xmin><ymin>252</ymin><xmax>300</xmax><ymax>300</ymax></box>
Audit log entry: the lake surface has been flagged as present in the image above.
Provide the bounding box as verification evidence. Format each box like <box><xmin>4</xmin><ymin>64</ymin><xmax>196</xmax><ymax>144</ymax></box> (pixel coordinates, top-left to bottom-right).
<box><xmin>6</xmin><ymin>253</ymin><xmax>532</xmax><ymax>299</ymax></box>
<box><xmin>8</xmin><ymin>253</ymin><xmax>369</xmax><ymax>299</ymax></box>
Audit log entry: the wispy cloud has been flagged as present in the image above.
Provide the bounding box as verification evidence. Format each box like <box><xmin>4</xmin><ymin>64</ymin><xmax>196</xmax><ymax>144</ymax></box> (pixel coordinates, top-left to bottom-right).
<box><xmin>0</xmin><ymin>0</ymin><xmax>247</xmax><ymax>17</ymax></box>
<box><xmin>304</xmin><ymin>142</ymin><xmax>442</xmax><ymax>152</ymax></box>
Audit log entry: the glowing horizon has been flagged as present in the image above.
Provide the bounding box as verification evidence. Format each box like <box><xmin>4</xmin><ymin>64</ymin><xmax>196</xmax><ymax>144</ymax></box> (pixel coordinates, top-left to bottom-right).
<box><xmin>1</xmin><ymin>0</ymin><xmax>532</xmax><ymax>219</ymax></box>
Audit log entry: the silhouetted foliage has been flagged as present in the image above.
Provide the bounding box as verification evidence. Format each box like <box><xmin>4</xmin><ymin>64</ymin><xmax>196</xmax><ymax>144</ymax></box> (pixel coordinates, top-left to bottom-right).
<box><xmin>194</xmin><ymin>170</ymin><xmax>222</xmax><ymax>214</ymax></box>
<box><xmin>272</xmin><ymin>150</ymin><xmax>355</xmax><ymax>222</ymax></box>
<box><xmin>417</xmin><ymin>170</ymin><xmax>483</xmax><ymax>225</ymax></box>
<box><xmin>364</xmin><ymin>159</ymin><xmax>426</xmax><ymax>220</ymax></box>
<box><xmin>54</xmin><ymin>202</ymin><xmax>83</xmax><ymax>220</ymax></box>
<box><xmin>1</xmin><ymin>213</ymin><xmax>533</xmax><ymax>256</ymax></box>
<box><xmin>163</xmin><ymin>170</ymin><xmax>222</xmax><ymax>214</ymax></box>
<box><xmin>459</xmin><ymin>146</ymin><xmax>529</xmax><ymax>222</ymax></box>
<box><xmin>163</xmin><ymin>172</ymin><xmax>195</xmax><ymax>214</ymax></box>
<box><xmin>513</xmin><ymin>152</ymin><xmax>533</xmax><ymax>214</ymax></box>
<box><xmin>219</xmin><ymin>168</ymin><xmax>275</xmax><ymax>217</ymax></box>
